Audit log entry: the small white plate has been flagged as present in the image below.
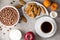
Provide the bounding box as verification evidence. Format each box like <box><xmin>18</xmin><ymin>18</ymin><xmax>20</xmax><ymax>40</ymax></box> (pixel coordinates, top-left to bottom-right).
<box><xmin>35</xmin><ymin>16</ymin><xmax>57</xmax><ymax>38</ymax></box>
<box><xmin>22</xmin><ymin>1</ymin><xmax>49</xmax><ymax>19</ymax></box>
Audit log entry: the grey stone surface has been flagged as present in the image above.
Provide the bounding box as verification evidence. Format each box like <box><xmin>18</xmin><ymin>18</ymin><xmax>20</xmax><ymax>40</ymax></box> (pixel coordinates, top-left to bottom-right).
<box><xmin>0</xmin><ymin>0</ymin><xmax>60</xmax><ymax>40</ymax></box>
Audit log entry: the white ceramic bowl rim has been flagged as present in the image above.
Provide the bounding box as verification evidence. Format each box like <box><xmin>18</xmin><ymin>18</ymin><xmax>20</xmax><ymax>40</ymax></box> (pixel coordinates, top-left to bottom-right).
<box><xmin>0</xmin><ymin>5</ymin><xmax>20</xmax><ymax>27</ymax></box>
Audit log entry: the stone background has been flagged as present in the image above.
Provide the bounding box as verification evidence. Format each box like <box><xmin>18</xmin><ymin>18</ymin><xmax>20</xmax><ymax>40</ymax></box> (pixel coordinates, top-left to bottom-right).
<box><xmin>0</xmin><ymin>0</ymin><xmax>60</xmax><ymax>40</ymax></box>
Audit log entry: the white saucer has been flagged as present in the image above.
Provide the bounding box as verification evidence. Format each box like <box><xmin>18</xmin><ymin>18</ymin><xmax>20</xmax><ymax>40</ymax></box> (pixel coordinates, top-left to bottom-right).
<box><xmin>35</xmin><ymin>16</ymin><xmax>57</xmax><ymax>38</ymax></box>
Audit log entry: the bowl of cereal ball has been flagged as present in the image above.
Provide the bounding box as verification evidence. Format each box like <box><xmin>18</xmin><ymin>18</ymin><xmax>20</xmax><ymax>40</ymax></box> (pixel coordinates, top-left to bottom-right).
<box><xmin>0</xmin><ymin>5</ymin><xmax>20</xmax><ymax>27</ymax></box>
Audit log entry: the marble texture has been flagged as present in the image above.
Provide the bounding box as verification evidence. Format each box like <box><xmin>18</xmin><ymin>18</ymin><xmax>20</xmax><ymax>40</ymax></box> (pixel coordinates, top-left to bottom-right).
<box><xmin>0</xmin><ymin>0</ymin><xmax>60</xmax><ymax>40</ymax></box>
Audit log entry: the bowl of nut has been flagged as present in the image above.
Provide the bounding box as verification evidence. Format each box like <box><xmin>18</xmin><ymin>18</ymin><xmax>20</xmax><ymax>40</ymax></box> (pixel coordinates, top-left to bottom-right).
<box><xmin>22</xmin><ymin>1</ymin><xmax>49</xmax><ymax>19</ymax></box>
<box><xmin>0</xmin><ymin>5</ymin><xmax>20</xmax><ymax>27</ymax></box>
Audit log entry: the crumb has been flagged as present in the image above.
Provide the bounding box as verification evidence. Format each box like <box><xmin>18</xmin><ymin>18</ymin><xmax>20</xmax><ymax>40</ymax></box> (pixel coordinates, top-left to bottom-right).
<box><xmin>3</xmin><ymin>33</ymin><xmax>5</xmax><ymax>35</ymax></box>
<box><xmin>13</xmin><ymin>0</ymin><xmax>15</xmax><ymax>2</ymax></box>
<box><xmin>7</xmin><ymin>30</ymin><xmax>9</xmax><ymax>32</ymax></box>
<box><xmin>0</xmin><ymin>28</ymin><xmax>2</xmax><ymax>31</ymax></box>
<box><xmin>0</xmin><ymin>27</ymin><xmax>2</xmax><ymax>31</ymax></box>
<box><xmin>0</xmin><ymin>27</ymin><xmax>1</xmax><ymax>28</ymax></box>
<box><xmin>9</xmin><ymin>28</ymin><xmax>12</xmax><ymax>30</ymax></box>
<box><xmin>15</xmin><ymin>25</ymin><xmax>16</xmax><ymax>26</ymax></box>
<box><xmin>10</xmin><ymin>2</ymin><xmax>13</xmax><ymax>4</ymax></box>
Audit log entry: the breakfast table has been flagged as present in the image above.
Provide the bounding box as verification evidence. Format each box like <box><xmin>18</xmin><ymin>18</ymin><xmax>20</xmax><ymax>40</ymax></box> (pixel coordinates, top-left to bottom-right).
<box><xmin>0</xmin><ymin>0</ymin><xmax>60</xmax><ymax>40</ymax></box>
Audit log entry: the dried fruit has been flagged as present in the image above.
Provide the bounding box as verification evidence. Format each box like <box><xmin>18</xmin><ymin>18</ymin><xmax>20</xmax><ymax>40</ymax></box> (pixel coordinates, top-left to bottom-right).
<box><xmin>21</xmin><ymin>15</ymin><xmax>27</xmax><ymax>22</ymax></box>
<box><xmin>43</xmin><ymin>0</ymin><xmax>51</xmax><ymax>7</ymax></box>
<box><xmin>19</xmin><ymin>0</ymin><xmax>26</xmax><ymax>5</ymax></box>
<box><xmin>51</xmin><ymin>3</ymin><xmax>58</xmax><ymax>11</ymax></box>
<box><xmin>15</xmin><ymin>4</ymin><xmax>23</xmax><ymax>9</ymax></box>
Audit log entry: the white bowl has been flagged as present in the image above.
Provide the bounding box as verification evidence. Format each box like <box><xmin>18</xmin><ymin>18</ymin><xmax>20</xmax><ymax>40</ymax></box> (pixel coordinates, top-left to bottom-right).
<box><xmin>22</xmin><ymin>1</ymin><xmax>49</xmax><ymax>19</ymax></box>
<box><xmin>9</xmin><ymin>29</ymin><xmax>22</xmax><ymax>40</ymax></box>
<box><xmin>50</xmin><ymin>11</ymin><xmax>58</xmax><ymax>18</ymax></box>
<box><xmin>35</xmin><ymin>16</ymin><xmax>57</xmax><ymax>38</ymax></box>
<box><xmin>0</xmin><ymin>5</ymin><xmax>20</xmax><ymax>27</ymax></box>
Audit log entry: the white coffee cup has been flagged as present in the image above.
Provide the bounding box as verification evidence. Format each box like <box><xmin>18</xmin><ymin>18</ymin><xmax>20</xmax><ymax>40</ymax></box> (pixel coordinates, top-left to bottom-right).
<box><xmin>35</xmin><ymin>16</ymin><xmax>57</xmax><ymax>38</ymax></box>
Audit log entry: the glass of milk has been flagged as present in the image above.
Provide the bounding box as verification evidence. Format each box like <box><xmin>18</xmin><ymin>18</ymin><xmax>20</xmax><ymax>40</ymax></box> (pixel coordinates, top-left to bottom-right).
<box><xmin>9</xmin><ymin>29</ymin><xmax>22</xmax><ymax>40</ymax></box>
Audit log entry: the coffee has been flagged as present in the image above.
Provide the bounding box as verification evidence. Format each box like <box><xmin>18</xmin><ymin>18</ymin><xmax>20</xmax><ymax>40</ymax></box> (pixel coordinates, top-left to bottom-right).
<box><xmin>41</xmin><ymin>22</ymin><xmax>52</xmax><ymax>33</ymax></box>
